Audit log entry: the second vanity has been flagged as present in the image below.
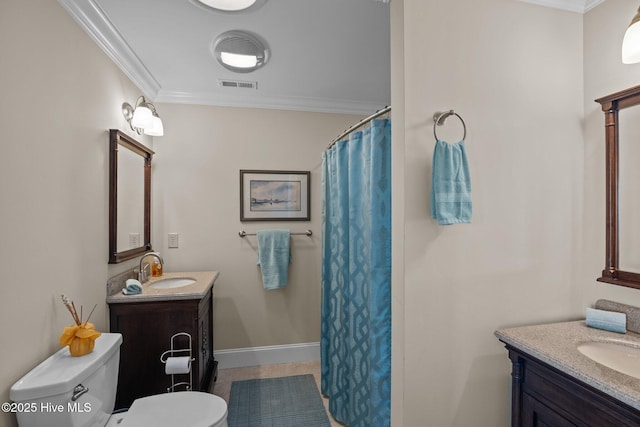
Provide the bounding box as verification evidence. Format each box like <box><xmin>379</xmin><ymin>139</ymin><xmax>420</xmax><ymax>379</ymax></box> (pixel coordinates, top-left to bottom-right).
<box><xmin>496</xmin><ymin>321</ymin><xmax>640</xmax><ymax>426</ymax></box>
<box><xmin>107</xmin><ymin>271</ymin><xmax>219</xmax><ymax>409</ymax></box>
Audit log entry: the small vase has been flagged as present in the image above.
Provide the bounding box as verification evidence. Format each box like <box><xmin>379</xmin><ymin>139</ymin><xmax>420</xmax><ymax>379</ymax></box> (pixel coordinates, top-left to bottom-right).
<box><xmin>59</xmin><ymin>323</ymin><xmax>101</xmax><ymax>357</ymax></box>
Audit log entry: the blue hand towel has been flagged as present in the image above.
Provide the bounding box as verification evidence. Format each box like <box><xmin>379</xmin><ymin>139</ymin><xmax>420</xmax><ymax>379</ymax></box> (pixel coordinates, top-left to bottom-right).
<box><xmin>586</xmin><ymin>307</ymin><xmax>627</xmax><ymax>334</ymax></box>
<box><xmin>430</xmin><ymin>140</ymin><xmax>472</xmax><ymax>225</ymax></box>
<box><xmin>257</xmin><ymin>230</ymin><xmax>291</xmax><ymax>289</ymax></box>
<box><xmin>122</xmin><ymin>279</ymin><xmax>143</xmax><ymax>295</ymax></box>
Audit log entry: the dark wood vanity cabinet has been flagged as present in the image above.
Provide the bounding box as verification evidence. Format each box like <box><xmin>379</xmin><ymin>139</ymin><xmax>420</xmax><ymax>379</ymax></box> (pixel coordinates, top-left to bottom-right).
<box><xmin>109</xmin><ymin>288</ymin><xmax>217</xmax><ymax>409</ymax></box>
<box><xmin>505</xmin><ymin>345</ymin><xmax>640</xmax><ymax>427</ymax></box>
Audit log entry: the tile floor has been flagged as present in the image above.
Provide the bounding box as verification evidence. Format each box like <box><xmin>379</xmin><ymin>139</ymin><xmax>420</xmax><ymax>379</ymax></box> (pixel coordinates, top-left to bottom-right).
<box><xmin>210</xmin><ymin>361</ymin><xmax>343</xmax><ymax>427</ymax></box>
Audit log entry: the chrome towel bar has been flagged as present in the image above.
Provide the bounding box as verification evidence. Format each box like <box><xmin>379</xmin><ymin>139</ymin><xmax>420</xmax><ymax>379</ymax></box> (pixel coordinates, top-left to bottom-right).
<box><xmin>238</xmin><ymin>229</ymin><xmax>313</xmax><ymax>237</ymax></box>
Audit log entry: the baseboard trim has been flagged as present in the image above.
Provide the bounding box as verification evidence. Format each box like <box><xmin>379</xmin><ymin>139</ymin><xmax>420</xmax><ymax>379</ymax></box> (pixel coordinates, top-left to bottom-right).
<box><xmin>214</xmin><ymin>342</ymin><xmax>320</xmax><ymax>369</ymax></box>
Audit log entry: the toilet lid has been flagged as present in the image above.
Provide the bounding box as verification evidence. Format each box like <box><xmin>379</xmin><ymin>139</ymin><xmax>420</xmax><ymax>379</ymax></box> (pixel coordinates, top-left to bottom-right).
<box><xmin>120</xmin><ymin>391</ymin><xmax>227</xmax><ymax>427</ymax></box>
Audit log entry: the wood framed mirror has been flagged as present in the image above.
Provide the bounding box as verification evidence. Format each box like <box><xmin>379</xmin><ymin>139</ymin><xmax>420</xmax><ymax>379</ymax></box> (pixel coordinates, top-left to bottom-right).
<box><xmin>109</xmin><ymin>129</ymin><xmax>154</xmax><ymax>263</ymax></box>
<box><xmin>595</xmin><ymin>85</ymin><xmax>640</xmax><ymax>289</ymax></box>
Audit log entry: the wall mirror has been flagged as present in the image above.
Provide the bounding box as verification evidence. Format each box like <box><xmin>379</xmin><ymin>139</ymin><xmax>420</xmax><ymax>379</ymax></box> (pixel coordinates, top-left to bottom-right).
<box><xmin>109</xmin><ymin>129</ymin><xmax>154</xmax><ymax>263</ymax></box>
<box><xmin>596</xmin><ymin>85</ymin><xmax>640</xmax><ymax>289</ymax></box>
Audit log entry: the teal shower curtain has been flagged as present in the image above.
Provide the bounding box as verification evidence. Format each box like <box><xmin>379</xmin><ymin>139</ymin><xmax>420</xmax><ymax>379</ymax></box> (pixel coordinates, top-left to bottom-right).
<box><xmin>321</xmin><ymin>117</ymin><xmax>391</xmax><ymax>427</ymax></box>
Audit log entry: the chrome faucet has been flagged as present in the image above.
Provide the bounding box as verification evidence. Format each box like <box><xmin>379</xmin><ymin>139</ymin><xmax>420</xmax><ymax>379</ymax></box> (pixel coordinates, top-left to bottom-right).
<box><xmin>138</xmin><ymin>252</ymin><xmax>164</xmax><ymax>283</ymax></box>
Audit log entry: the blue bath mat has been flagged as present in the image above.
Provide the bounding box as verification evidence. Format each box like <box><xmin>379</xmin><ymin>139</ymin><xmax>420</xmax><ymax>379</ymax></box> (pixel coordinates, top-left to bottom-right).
<box><xmin>228</xmin><ymin>374</ymin><xmax>331</xmax><ymax>427</ymax></box>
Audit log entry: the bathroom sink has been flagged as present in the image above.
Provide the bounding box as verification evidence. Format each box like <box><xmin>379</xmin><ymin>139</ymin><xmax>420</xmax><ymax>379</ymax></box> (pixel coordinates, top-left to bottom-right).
<box><xmin>149</xmin><ymin>277</ymin><xmax>196</xmax><ymax>290</ymax></box>
<box><xmin>577</xmin><ymin>341</ymin><xmax>640</xmax><ymax>379</ymax></box>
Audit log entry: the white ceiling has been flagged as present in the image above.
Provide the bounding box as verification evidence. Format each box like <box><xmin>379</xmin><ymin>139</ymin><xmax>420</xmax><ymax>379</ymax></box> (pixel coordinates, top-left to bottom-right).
<box><xmin>58</xmin><ymin>0</ymin><xmax>391</xmax><ymax>115</ymax></box>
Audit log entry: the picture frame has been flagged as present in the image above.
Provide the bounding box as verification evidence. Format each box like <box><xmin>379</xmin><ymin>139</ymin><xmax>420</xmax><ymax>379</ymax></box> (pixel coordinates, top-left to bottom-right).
<box><xmin>240</xmin><ymin>170</ymin><xmax>310</xmax><ymax>221</ymax></box>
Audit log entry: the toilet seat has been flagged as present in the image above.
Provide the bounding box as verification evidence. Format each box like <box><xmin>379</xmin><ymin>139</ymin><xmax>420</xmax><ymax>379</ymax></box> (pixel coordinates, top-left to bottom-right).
<box><xmin>119</xmin><ymin>391</ymin><xmax>228</xmax><ymax>427</ymax></box>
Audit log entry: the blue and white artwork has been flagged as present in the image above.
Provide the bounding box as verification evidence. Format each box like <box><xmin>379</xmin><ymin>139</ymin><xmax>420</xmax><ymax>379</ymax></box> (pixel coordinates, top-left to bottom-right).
<box><xmin>240</xmin><ymin>170</ymin><xmax>310</xmax><ymax>221</ymax></box>
<box><xmin>250</xmin><ymin>180</ymin><xmax>301</xmax><ymax>212</ymax></box>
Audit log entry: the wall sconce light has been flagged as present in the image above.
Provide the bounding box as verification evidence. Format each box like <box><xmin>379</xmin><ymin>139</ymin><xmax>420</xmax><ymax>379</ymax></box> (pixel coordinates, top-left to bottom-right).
<box><xmin>122</xmin><ymin>96</ymin><xmax>164</xmax><ymax>136</ymax></box>
<box><xmin>623</xmin><ymin>5</ymin><xmax>640</xmax><ymax>64</ymax></box>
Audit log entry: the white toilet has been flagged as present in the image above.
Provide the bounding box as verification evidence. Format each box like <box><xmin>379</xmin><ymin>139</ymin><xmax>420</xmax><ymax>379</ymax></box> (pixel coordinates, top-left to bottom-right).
<box><xmin>10</xmin><ymin>333</ymin><xmax>228</xmax><ymax>427</ymax></box>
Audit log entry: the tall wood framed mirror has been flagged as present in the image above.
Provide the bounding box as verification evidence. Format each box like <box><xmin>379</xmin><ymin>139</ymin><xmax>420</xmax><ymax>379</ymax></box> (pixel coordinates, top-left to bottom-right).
<box><xmin>109</xmin><ymin>129</ymin><xmax>154</xmax><ymax>263</ymax></box>
<box><xmin>595</xmin><ymin>85</ymin><xmax>640</xmax><ymax>289</ymax></box>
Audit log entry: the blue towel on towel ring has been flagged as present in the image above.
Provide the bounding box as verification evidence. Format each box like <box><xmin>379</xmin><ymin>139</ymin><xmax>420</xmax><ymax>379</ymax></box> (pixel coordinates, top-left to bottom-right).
<box><xmin>430</xmin><ymin>140</ymin><xmax>472</xmax><ymax>225</ymax></box>
<box><xmin>256</xmin><ymin>230</ymin><xmax>291</xmax><ymax>289</ymax></box>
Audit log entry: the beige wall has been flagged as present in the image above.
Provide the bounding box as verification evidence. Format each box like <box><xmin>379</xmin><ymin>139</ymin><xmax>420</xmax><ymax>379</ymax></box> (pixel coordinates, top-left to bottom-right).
<box><xmin>152</xmin><ymin>104</ymin><xmax>361</xmax><ymax>349</ymax></box>
<box><xmin>0</xmin><ymin>1</ymin><xmax>151</xmax><ymax>426</ymax></box>
<box><xmin>399</xmin><ymin>0</ymin><xmax>583</xmax><ymax>425</ymax></box>
<box><xmin>390</xmin><ymin>0</ymin><xmax>405</xmax><ymax>425</ymax></box>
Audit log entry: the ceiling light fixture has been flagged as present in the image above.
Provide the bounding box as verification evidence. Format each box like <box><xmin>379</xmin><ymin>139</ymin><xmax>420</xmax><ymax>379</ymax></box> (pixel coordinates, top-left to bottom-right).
<box><xmin>623</xmin><ymin>5</ymin><xmax>640</xmax><ymax>64</ymax></box>
<box><xmin>212</xmin><ymin>30</ymin><xmax>269</xmax><ymax>73</ymax></box>
<box><xmin>220</xmin><ymin>52</ymin><xmax>258</xmax><ymax>68</ymax></box>
<box><xmin>196</xmin><ymin>0</ymin><xmax>257</xmax><ymax>11</ymax></box>
<box><xmin>122</xmin><ymin>96</ymin><xmax>164</xmax><ymax>137</ymax></box>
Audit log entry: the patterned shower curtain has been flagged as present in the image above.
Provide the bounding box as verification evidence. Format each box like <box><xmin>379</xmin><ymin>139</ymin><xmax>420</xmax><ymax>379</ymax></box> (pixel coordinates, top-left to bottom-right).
<box><xmin>321</xmin><ymin>117</ymin><xmax>392</xmax><ymax>427</ymax></box>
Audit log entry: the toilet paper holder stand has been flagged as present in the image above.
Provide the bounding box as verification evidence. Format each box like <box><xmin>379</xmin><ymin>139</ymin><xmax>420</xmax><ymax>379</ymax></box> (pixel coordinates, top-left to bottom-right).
<box><xmin>160</xmin><ymin>332</ymin><xmax>195</xmax><ymax>393</ymax></box>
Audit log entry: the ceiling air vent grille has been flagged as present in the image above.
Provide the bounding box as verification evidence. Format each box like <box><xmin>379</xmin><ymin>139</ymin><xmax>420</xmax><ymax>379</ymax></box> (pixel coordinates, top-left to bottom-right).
<box><xmin>218</xmin><ymin>79</ymin><xmax>258</xmax><ymax>89</ymax></box>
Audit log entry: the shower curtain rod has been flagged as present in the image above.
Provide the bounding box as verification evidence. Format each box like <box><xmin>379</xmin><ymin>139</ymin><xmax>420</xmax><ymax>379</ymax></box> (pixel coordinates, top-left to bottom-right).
<box><xmin>328</xmin><ymin>106</ymin><xmax>391</xmax><ymax>149</ymax></box>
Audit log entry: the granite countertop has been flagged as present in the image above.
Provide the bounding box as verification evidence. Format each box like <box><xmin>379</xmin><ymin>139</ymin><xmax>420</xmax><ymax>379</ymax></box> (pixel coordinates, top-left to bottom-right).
<box><xmin>496</xmin><ymin>321</ymin><xmax>640</xmax><ymax>411</ymax></box>
<box><xmin>106</xmin><ymin>271</ymin><xmax>219</xmax><ymax>304</ymax></box>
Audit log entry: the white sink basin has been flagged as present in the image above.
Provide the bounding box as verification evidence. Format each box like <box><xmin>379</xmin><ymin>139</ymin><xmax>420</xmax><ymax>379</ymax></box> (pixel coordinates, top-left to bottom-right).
<box><xmin>577</xmin><ymin>341</ymin><xmax>640</xmax><ymax>379</ymax></box>
<box><xmin>149</xmin><ymin>277</ymin><xmax>196</xmax><ymax>290</ymax></box>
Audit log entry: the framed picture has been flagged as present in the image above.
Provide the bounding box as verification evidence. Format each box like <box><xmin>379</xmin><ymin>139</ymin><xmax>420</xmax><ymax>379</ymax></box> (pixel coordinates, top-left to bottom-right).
<box><xmin>240</xmin><ymin>170</ymin><xmax>310</xmax><ymax>221</ymax></box>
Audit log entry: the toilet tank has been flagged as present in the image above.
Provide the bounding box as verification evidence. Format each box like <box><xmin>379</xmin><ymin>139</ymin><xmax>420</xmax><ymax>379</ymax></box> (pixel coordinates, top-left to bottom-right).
<box><xmin>10</xmin><ymin>333</ymin><xmax>122</xmax><ymax>427</ymax></box>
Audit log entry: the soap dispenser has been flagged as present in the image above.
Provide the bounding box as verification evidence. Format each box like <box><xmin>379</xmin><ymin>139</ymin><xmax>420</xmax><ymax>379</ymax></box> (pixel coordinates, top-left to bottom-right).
<box><xmin>151</xmin><ymin>259</ymin><xmax>163</xmax><ymax>277</ymax></box>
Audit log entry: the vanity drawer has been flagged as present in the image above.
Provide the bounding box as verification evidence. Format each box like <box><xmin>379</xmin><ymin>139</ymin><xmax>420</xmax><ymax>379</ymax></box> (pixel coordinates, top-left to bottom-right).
<box><xmin>522</xmin><ymin>392</ymin><xmax>576</xmax><ymax>427</ymax></box>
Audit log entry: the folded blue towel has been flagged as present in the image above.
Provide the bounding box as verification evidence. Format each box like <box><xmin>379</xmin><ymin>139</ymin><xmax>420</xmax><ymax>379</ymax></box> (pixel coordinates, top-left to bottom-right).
<box><xmin>122</xmin><ymin>279</ymin><xmax>143</xmax><ymax>295</ymax></box>
<box><xmin>256</xmin><ymin>230</ymin><xmax>291</xmax><ymax>289</ymax></box>
<box><xmin>430</xmin><ymin>140</ymin><xmax>472</xmax><ymax>225</ymax></box>
<box><xmin>586</xmin><ymin>307</ymin><xmax>626</xmax><ymax>334</ymax></box>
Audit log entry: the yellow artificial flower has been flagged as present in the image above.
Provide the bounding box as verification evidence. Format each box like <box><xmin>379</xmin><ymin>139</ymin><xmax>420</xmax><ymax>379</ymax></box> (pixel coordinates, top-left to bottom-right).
<box><xmin>59</xmin><ymin>323</ymin><xmax>101</xmax><ymax>357</ymax></box>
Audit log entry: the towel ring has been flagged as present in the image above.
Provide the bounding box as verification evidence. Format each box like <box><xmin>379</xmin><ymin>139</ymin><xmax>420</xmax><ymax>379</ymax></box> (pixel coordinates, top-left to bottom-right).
<box><xmin>433</xmin><ymin>110</ymin><xmax>467</xmax><ymax>142</ymax></box>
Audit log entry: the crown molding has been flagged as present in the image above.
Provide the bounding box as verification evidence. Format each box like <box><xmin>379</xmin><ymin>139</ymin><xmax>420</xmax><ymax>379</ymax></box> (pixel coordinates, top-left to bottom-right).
<box><xmin>155</xmin><ymin>90</ymin><xmax>385</xmax><ymax>115</ymax></box>
<box><xmin>584</xmin><ymin>0</ymin><xmax>606</xmax><ymax>12</ymax></box>
<box><xmin>517</xmin><ymin>0</ymin><xmax>606</xmax><ymax>13</ymax></box>
<box><xmin>57</xmin><ymin>0</ymin><xmax>161</xmax><ymax>98</ymax></box>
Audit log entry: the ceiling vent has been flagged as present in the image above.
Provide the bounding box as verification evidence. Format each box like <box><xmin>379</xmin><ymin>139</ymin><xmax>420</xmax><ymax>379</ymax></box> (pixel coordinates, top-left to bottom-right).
<box><xmin>218</xmin><ymin>79</ymin><xmax>258</xmax><ymax>89</ymax></box>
